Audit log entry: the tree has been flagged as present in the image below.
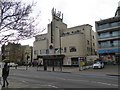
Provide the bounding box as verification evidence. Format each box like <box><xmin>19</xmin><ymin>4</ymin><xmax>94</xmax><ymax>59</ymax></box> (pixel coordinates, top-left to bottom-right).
<box><xmin>0</xmin><ymin>0</ymin><xmax>41</xmax><ymax>45</ymax></box>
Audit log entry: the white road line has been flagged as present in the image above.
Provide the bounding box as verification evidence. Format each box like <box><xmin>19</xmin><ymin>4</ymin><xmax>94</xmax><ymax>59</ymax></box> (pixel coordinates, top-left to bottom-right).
<box><xmin>96</xmin><ymin>81</ymin><xmax>112</xmax><ymax>85</ymax></box>
<box><xmin>22</xmin><ymin>80</ymin><xmax>28</xmax><ymax>83</ymax></box>
<box><xmin>111</xmin><ymin>84</ymin><xmax>118</xmax><ymax>87</ymax></box>
<box><xmin>57</xmin><ymin>77</ymin><xmax>118</xmax><ymax>87</ymax></box>
<box><xmin>67</xmin><ymin>78</ymin><xmax>90</xmax><ymax>82</ymax></box>
<box><xmin>48</xmin><ymin>85</ymin><xmax>58</xmax><ymax>88</ymax></box>
<box><xmin>90</xmin><ymin>81</ymin><xmax>118</xmax><ymax>87</ymax></box>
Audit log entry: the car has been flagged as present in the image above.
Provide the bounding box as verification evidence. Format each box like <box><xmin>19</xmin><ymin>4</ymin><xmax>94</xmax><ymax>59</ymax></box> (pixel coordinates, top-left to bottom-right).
<box><xmin>92</xmin><ymin>61</ymin><xmax>104</xmax><ymax>69</ymax></box>
<box><xmin>8</xmin><ymin>63</ymin><xmax>18</xmax><ymax>67</ymax></box>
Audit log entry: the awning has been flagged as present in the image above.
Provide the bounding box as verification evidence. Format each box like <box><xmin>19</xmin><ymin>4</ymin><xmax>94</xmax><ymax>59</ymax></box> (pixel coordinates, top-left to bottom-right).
<box><xmin>37</xmin><ymin>54</ymin><xmax>65</xmax><ymax>60</ymax></box>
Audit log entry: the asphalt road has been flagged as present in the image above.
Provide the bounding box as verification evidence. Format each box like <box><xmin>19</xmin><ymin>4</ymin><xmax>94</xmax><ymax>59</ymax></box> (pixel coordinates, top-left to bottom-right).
<box><xmin>5</xmin><ymin>67</ymin><xmax>119</xmax><ymax>89</ymax></box>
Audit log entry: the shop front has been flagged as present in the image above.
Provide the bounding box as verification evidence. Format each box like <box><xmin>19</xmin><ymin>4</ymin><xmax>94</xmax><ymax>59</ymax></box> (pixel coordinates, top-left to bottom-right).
<box><xmin>37</xmin><ymin>54</ymin><xmax>65</xmax><ymax>71</ymax></box>
<box><xmin>98</xmin><ymin>48</ymin><xmax>120</xmax><ymax>65</ymax></box>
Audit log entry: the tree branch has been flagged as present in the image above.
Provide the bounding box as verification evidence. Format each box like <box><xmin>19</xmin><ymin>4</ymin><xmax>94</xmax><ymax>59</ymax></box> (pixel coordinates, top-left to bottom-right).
<box><xmin>0</xmin><ymin>1</ymin><xmax>41</xmax><ymax>45</ymax></box>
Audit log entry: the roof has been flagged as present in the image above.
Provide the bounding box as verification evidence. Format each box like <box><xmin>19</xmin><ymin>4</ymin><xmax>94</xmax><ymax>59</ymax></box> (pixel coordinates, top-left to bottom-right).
<box><xmin>95</xmin><ymin>16</ymin><xmax>120</xmax><ymax>25</ymax></box>
<box><xmin>68</xmin><ymin>24</ymin><xmax>92</xmax><ymax>29</ymax></box>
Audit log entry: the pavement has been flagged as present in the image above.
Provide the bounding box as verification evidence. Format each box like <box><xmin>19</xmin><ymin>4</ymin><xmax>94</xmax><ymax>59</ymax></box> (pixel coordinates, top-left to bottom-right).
<box><xmin>10</xmin><ymin>65</ymin><xmax>120</xmax><ymax>76</ymax></box>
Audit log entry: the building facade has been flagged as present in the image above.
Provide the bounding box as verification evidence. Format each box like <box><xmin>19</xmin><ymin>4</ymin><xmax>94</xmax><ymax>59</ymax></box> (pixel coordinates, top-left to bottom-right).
<box><xmin>21</xmin><ymin>45</ymin><xmax>33</xmax><ymax>64</ymax></box>
<box><xmin>95</xmin><ymin>2</ymin><xmax>120</xmax><ymax>64</ymax></box>
<box><xmin>33</xmin><ymin>8</ymin><xmax>97</xmax><ymax>66</ymax></box>
<box><xmin>1</xmin><ymin>43</ymin><xmax>33</xmax><ymax>65</ymax></box>
<box><xmin>1</xmin><ymin>43</ymin><xmax>22</xmax><ymax>63</ymax></box>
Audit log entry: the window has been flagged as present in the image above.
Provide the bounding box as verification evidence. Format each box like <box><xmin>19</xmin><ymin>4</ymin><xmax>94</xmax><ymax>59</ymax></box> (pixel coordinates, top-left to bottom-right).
<box><xmin>40</xmin><ymin>50</ymin><xmax>41</xmax><ymax>54</ymax></box>
<box><xmin>87</xmin><ymin>40</ymin><xmax>89</xmax><ymax>45</ymax></box>
<box><xmin>93</xmin><ymin>43</ymin><xmax>95</xmax><ymax>46</ymax></box>
<box><xmin>69</xmin><ymin>46</ymin><xmax>77</xmax><ymax>52</ymax></box>
<box><xmin>99</xmin><ymin>32</ymin><xmax>110</xmax><ymax>38</ymax></box>
<box><xmin>99</xmin><ymin>41</ymin><xmax>111</xmax><ymax>48</ymax></box>
<box><xmin>112</xmin><ymin>31</ymin><xmax>120</xmax><ymax>37</ymax></box>
<box><xmin>62</xmin><ymin>33</ymin><xmax>65</xmax><ymax>36</ymax></box>
<box><xmin>93</xmin><ymin>36</ymin><xmax>94</xmax><ymax>39</ymax></box>
<box><xmin>87</xmin><ymin>47</ymin><xmax>90</xmax><ymax>51</ymax></box>
<box><xmin>71</xmin><ymin>59</ymin><xmax>78</xmax><ymax>65</ymax></box>
<box><xmin>67</xmin><ymin>32</ymin><xmax>70</xmax><ymax>34</ymax></box>
<box><xmin>34</xmin><ymin>50</ymin><xmax>37</xmax><ymax>55</ymax></box>
<box><xmin>64</xmin><ymin>47</ymin><xmax>67</xmax><ymax>53</ymax></box>
<box><xmin>46</xmin><ymin>49</ymin><xmax>49</xmax><ymax>54</ymax></box>
<box><xmin>113</xmin><ymin>40</ymin><xmax>120</xmax><ymax>47</ymax></box>
<box><xmin>76</xmin><ymin>30</ymin><xmax>80</xmax><ymax>33</ymax></box>
<box><xmin>98</xmin><ymin>23</ymin><xmax>109</xmax><ymax>30</ymax></box>
<box><xmin>110</xmin><ymin>22</ymin><xmax>119</xmax><ymax>27</ymax></box>
<box><xmin>41</xmin><ymin>49</ymin><xmax>46</xmax><ymax>54</ymax></box>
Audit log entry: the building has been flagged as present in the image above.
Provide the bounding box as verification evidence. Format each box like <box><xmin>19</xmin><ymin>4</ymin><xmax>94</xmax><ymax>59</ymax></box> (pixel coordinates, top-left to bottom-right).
<box><xmin>1</xmin><ymin>43</ymin><xmax>33</xmax><ymax>65</ymax></box>
<box><xmin>33</xmin><ymin>8</ymin><xmax>97</xmax><ymax>66</ymax></box>
<box><xmin>95</xmin><ymin>2</ymin><xmax>120</xmax><ymax>64</ymax></box>
<box><xmin>1</xmin><ymin>43</ymin><xmax>22</xmax><ymax>63</ymax></box>
<box><xmin>21</xmin><ymin>45</ymin><xmax>33</xmax><ymax>64</ymax></box>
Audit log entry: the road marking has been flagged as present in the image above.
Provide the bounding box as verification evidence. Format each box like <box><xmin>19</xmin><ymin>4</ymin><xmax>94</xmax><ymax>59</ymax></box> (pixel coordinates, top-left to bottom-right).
<box><xmin>90</xmin><ymin>81</ymin><xmax>118</xmax><ymax>87</ymax></box>
<box><xmin>67</xmin><ymin>78</ymin><xmax>89</xmax><ymax>82</ymax></box>
<box><xmin>111</xmin><ymin>84</ymin><xmax>118</xmax><ymax>87</ymax></box>
<box><xmin>22</xmin><ymin>80</ymin><xmax>28</xmax><ymax>83</ymax></box>
<box><xmin>57</xmin><ymin>77</ymin><xmax>118</xmax><ymax>87</ymax></box>
<box><xmin>48</xmin><ymin>85</ymin><xmax>58</xmax><ymax>88</ymax></box>
<box><xmin>96</xmin><ymin>81</ymin><xmax>112</xmax><ymax>85</ymax></box>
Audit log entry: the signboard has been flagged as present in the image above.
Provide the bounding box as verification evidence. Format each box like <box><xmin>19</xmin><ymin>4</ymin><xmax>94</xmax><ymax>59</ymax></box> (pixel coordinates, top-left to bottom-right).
<box><xmin>98</xmin><ymin>48</ymin><xmax>120</xmax><ymax>54</ymax></box>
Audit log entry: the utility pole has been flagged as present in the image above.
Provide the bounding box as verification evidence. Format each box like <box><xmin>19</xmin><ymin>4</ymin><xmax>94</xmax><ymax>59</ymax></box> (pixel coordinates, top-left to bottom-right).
<box><xmin>26</xmin><ymin>52</ymin><xmax>29</xmax><ymax>70</ymax></box>
<box><xmin>59</xmin><ymin>29</ymin><xmax>62</xmax><ymax>72</ymax></box>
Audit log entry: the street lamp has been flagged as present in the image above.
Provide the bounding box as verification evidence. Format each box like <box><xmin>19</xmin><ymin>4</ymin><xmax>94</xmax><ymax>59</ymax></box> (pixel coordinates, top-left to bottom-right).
<box><xmin>25</xmin><ymin>52</ymin><xmax>29</xmax><ymax>70</ymax></box>
<box><xmin>59</xmin><ymin>28</ymin><xmax>62</xmax><ymax>72</ymax></box>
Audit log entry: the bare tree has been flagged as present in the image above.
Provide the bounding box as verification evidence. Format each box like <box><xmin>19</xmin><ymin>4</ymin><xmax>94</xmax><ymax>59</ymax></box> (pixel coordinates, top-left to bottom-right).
<box><xmin>0</xmin><ymin>0</ymin><xmax>41</xmax><ymax>45</ymax></box>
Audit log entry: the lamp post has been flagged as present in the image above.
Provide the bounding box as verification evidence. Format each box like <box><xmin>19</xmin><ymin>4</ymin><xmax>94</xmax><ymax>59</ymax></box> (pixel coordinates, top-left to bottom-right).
<box><xmin>25</xmin><ymin>52</ymin><xmax>29</xmax><ymax>70</ymax></box>
<box><xmin>59</xmin><ymin>28</ymin><xmax>62</xmax><ymax>72</ymax></box>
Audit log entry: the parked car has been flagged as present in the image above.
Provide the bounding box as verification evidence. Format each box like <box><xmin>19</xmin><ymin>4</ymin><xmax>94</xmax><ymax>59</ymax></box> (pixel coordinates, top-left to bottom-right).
<box><xmin>8</xmin><ymin>63</ymin><xmax>18</xmax><ymax>67</ymax></box>
<box><xmin>92</xmin><ymin>61</ymin><xmax>104</xmax><ymax>69</ymax></box>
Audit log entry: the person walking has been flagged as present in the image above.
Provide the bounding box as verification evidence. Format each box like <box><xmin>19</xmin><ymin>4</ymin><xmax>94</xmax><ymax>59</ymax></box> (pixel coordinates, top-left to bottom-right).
<box><xmin>37</xmin><ymin>61</ymin><xmax>42</xmax><ymax>71</ymax></box>
<box><xmin>2</xmin><ymin>62</ymin><xmax>10</xmax><ymax>88</ymax></box>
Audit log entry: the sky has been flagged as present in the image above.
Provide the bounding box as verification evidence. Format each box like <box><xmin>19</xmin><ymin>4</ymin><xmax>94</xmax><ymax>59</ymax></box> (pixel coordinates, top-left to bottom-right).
<box><xmin>19</xmin><ymin>0</ymin><xmax>119</xmax><ymax>46</ymax></box>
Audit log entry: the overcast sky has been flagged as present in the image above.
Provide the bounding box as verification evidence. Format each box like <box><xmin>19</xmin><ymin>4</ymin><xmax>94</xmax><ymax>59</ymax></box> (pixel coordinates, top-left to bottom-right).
<box><xmin>19</xmin><ymin>0</ymin><xmax>119</xmax><ymax>46</ymax></box>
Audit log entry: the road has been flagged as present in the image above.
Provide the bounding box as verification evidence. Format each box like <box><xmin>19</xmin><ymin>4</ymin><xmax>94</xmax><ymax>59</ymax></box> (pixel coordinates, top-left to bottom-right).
<box><xmin>5</xmin><ymin>67</ymin><xmax>119</xmax><ymax>89</ymax></box>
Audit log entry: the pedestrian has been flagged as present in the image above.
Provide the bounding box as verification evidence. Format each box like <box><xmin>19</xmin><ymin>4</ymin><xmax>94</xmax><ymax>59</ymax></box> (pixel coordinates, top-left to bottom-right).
<box><xmin>2</xmin><ymin>62</ymin><xmax>10</xmax><ymax>88</ymax></box>
<box><xmin>37</xmin><ymin>61</ymin><xmax>42</xmax><ymax>71</ymax></box>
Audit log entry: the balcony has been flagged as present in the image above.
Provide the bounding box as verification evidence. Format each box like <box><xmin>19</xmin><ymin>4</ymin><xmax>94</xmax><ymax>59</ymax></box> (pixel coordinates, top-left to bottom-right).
<box><xmin>97</xmin><ymin>25</ymin><xmax>120</xmax><ymax>32</ymax></box>
<box><xmin>98</xmin><ymin>35</ymin><xmax>120</xmax><ymax>41</ymax></box>
<box><xmin>99</xmin><ymin>44</ymin><xmax>120</xmax><ymax>49</ymax></box>
<box><xmin>97</xmin><ymin>19</ymin><xmax>120</xmax><ymax>32</ymax></box>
